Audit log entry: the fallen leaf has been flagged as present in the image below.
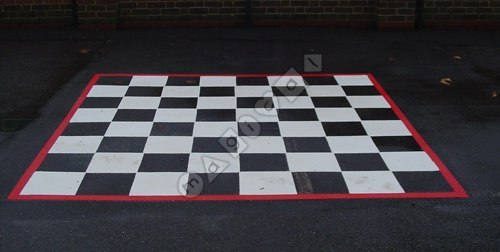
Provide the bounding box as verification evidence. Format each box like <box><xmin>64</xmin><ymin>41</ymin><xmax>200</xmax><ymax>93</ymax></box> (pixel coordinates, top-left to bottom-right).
<box><xmin>79</xmin><ymin>48</ymin><xmax>91</xmax><ymax>54</ymax></box>
<box><xmin>492</xmin><ymin>91</ymin><xmax>498</xmax><ymax>98</ymax></box>
<box><xmin>453</xmin><ymin>56</ymin><xmax>462</xmax><ymax>60</ymax></box>
<box><xmin>186</xmin><ymin>80</ymin><xmax>198</xmax><ymax>85</ymax></box>
<box><xmin>388</xmin><ymin>57</ymin><xmax>396</xmax><ymax>62</ymax></box>
<box><xmin>440</xmin><ymin>77</ymin><xmax>453</xmax><ymax>86</ymax></box>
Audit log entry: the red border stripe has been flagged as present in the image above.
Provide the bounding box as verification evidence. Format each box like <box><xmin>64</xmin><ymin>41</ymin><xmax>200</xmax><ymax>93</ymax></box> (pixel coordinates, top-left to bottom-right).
<box><xmin>8</xmin><ymin>73</ymin><xmax>468</xmax><ymax>201</ymax></box>
<box><xmin>8</xmin><ymin>74</ymin><xmax>100</xmax><ymax>200</ymax></box>
<box><xmin>367</xmin><ymin>74</ymin><xmax>467</xmax><ymax>197</ymax></box>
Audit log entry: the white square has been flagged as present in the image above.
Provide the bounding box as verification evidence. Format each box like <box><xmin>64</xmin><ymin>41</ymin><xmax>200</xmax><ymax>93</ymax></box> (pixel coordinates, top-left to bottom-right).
<box><xmin>235</xmin><ymin>86</ymin><xmax>272</xmax><ymax>97</ymax></box>
<box><xmin>236</xmin><ymin>108</ymin><xmax>278</xmax><ymax>122</ymax></box>
<box><xmin>129</xmin><ymin>76</ymin><xmax>168</xmax><ymax>87</ymax></box>
<box><xmin>193</xmin><ymin>122</ymin><xmax>237</xmax><ymax>137</ymax></box>
<box><xmin>197</xmin><ymin>97</ymin><xmax>236</xmax><ymax>109</ymax></box>
<box><xmin>327</xmin><ymin>136</ymin><xmax>379</xmax><ymax>153</ymax></box>
<box><xmin>86</xmin><ymin>153</ymin><xmax>143</xmax><ymax>173</ymax></box>
<box><xmin>274</xmin><ymin>96</ymin><xmax>314</xmax><ymax>109</ymax></box>
<box><xmin>129</xmin><ymin>172</ymin><xmax>187</xmax><ymax>196</ymax></box>
<box><xmin>342</xmin><ymin>171</ymin><xmax>404</xmax><ymax>193</ymax></box>
<box><xmin>315</xmin><ymin>108</ymin><xmax>361</xmax><ymax>122</ymax></box>
<box><xmin>278</xmin><ymin>121</ymin><xmax>325</xmax><ymax>137</ymax></box>
<box><xmin>144</xmin><ymin>136</ymin><xmax>193</xmax><ymax>153</ymax></box>
<box><xmin>154</xmin><ymin>109</ymin><xmax>197</xmax><ymax>122</ymax></box>
<box><xmin>20</xmin><ymin>171</ymin><xmax>85</xmax><ymax>195</ymax></box>
<box><xmin>162</xmin><ymin>86</ymin><xmax>200</xmax><ymax>97</ymax></box>
<box><xmin>267</xmin><ymin>76</ymin><xmax>305</xmax><ymax>87</ymax></box>
<box><xmin>238</xmin><ymin>136</ymin><xmax>286</xmax><ymax>153</ymax></box>
<box><xmin>380</xmin><ymin>152</ymin><xmax>439</xmax><ymax>172</ymax></box>
<box><xmin>306</xmin><ymin>85</ymin><xmax>346</xmax><ymax>97</ymax></box>
<box><xmin>105</xmin><ymin>122</ymin><xmax>153</xmax><ymax>137</ymax></box>
<box><xmin>49</xmin><ymin>136</ymin><xmax>103</xmax><ymax>153</ymax></box>
<box><xmin>70</xmin><ymin>108</ymin><xmax>117</xmax><ymax>122</ymax></box>
<box><xmin>286</xmin><ymin>153</ymin><xmax>341</xmax><ymax>172</ymax></box>
<box><xmin>187</xmin><ymin>153</ymin><xmax>240</xmax><ymax>173</ymax></box>
<box><xmin>334</xmin><ymin>75</ymin><xmax>373</xmax><ymax>86</ymax></box>
<box><xmin>118</xmin><ymin>97</ymin><xmax>161</xmax><ymax>109</ymax></box>
<box><xmin>347</xmin><ymin>96</ymin><xmax>390</xmax><ymax>108</ymax></box>
<box><xmin>239</xmin><ymin>171</ymin><xmax>297</xmax><ymax>195</ymax></box>
<box><xmin>361</xmin><ymin>120</ymin><xmax>411</xmax><ymax>136</ymax></box>
<box><xmin>200</xmin><ymin>76</ymin><xmax>236</xmax><ymax>86</ymax></box>
<box><xmin>87</xmin><ymin>85</ymin><xmax>128</xmax><ymax>97</ymax></box>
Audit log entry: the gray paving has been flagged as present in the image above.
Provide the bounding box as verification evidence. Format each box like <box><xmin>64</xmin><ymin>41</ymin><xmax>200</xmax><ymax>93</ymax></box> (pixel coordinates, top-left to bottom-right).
<box><xmin>0</xmin><ymin>28</ymin><xmax>499</xmax><ymax>251</ymax></box>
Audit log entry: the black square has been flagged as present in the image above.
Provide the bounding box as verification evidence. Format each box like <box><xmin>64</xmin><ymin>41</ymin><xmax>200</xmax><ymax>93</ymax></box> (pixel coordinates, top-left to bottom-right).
<box><xmin>196</xmin><ymin>109</ymin><xmax>236</xmax><ymax>121</ymax></box>
<box><xmin>283</xmin><ymin>137</ymin><xmax>331</xmax><ymax>152</ymax></box>
<box><xmin>62</xmin><ymin>122</ymin><xmax>109</xmax><ymax>136</ymax></box>
<box><xmin>185</xmin><ymin>173</ymin><xmax>239</xmax><ymax>195</ymax></box>
<box><xmin>321</xmin><ymin>122</ymin><xmax>367</xmax><ymax>136</ymax></box>
<box><xmin>80</xmin><ymin>97</ymin><xmax>122</xmax><ymax>108</ymax></box>
<box><xmin>303</xmin><ymin>77</ymin><xmax>338</xmax><ymax>85</ymax></box>
<box><xmin>95</xmin><ymin>76</ymin><xmax>132</xmax><ymax>86</ymax></box>
<box><xmin>240</xmin><ymin>154</ymin><xmax>289</xmax><ymax>171</ymax></box>
<box><xmin>97</xmin><ymin>137</ymin><xmax>147</xmax><ymax>152</ymax></box>
<box><xmin>336</xmin><ymin>153</ymin><xmax>389</xmax><ymax>171</ymax></box>
<box><xmin>38</xmin><ymin>154</ymin><xmax>93</xmax><ymax>172</ymax></box>
<box><xmin>150</xmin><ymin>122</ymin><xmax>194</xmax><ymax>136</ymax></box>
<box><xmin>238</xmin><ymin>122</ymin><xmax>281</xmax><ymax>136</ymax></box>
<box><xmin>393</xmin><ymin>171</ymin><xmax>453</xmax><ymax>192</ymax></box>
<box><xmin>237</xmin><ymin>97</ymin><xmax>274</xmax><ymax>109</ymax></box>
<box><xmin>159</xmin><ymin>98</ymin><xmax>197</xmax><ymax>108</ymax></box>
<box><xmin>312</xmin><ymin>97</ymin><xmax>351</xmax><ymax>107</ymax></box>
<box><xmin>277</xmin><ymin>109</ymin><xmax>319</xmax><ymax>121</ymax></box>
<box><xmin>200</xmin><ymin>87</ymin><xmax>235</xmax><ymax>96</ymax></box>
<box><xmin>77</xmin><ymin>173</ymin><xmax>136</xmax><ymax>195</ymax></box>
<box><xmin>272</xmin><ymin>86</ymin><xmax>308</xmax><ymax>96</ymax></box>
<box><xmin>166</xmin><ymin>77</ymin><xmax>200</xmax><ymax>86</ymax></box>
<box><xmin>356</xmin><ymin>108</ymin><xmax>398</xmax><ymax>120</ymax></box>
<box><xmin>113</xmin><ymin>109</ymin><xmax>156</xmax><ymax>121</ymax></box>
<box><xmin>139</xmin><ymin>154</ymin><xmax>189</xmax><ymax>172</ymax></box>
<box><xmin>342</xmin><ymin>86</ymin><xmax>379</xmax><ymax>96</ymax></box>
<box><xmin>192</xmin><ymin>137</ymin><xmax>237</xmax><ymax>153</ymax></box>
<box><xmin>237</xmin><ymin>77</ymin><xmax>269</xmax><ymax>86</ymax></box>
<box><xmin>125</xmin><ymin>87</ymin><xmax>163</xmax><ymax>97</ymax></box>
<box><xmin>292</xmin><ymin>172</ymin><xmax>348</xmax><ymax>193</ymax></box>
<box><xmin>372</xmin><ymin>136</ymin><xmax>422</xmax><ymax>152</ymax></box>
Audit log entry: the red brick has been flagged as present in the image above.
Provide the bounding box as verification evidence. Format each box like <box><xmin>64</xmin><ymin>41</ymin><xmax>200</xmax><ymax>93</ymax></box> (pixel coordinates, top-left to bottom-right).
<box><xmin>15</xmin><ymin>0</ymin><xmax>34</xmax><ymax>4</ymax></box>
<box><xmin>190</xmin><ymin>7</ymin><xmax>208</xmax><ymax>14</ymax></box>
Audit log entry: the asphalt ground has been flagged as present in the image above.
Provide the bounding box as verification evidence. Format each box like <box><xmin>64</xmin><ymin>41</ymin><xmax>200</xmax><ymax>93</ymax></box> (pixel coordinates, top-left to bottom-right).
<box><xmin>0</xmin><ymin>28</ymin><xmax>499</xmax><ymax>251</ymax></box>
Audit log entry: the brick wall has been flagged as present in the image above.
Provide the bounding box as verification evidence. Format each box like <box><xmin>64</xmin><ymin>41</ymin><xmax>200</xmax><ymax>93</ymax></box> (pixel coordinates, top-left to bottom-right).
<box><xmin>251</xmin><ymin>0</ymin><xmax>376</xmax><ymax>26</ymax></box>
<box><xmin>118</xmin><ymin>0</ymin><xmax>247</xmax><ymax>27</ymax></box>
<box><xmin>77</xmin><ymin>0</ymin><xmax>117</xmax><ymax>29</ymax></box>
<box><xmin>92</xmin><ymin>0</ymin><xmax>379</xmax><ymax>28</ymax></box>
<box><xmin>0</xmin><ymin>0</ymin><xmax>73</xmax><ymax>28</ymax></box>
<box><xmin>424</xmin><ymin>0</ymin><xmax>500</xmax><ymax>28</ymax></box>
<box><xmin>377</xmin><ymin>0</ymin><xmax>416</xmax><ymax>29</ymax></box>
<box><xmin>1</xmin><ymin>0</ymin><xmax>500</xmax><ymax>29</ymax></box>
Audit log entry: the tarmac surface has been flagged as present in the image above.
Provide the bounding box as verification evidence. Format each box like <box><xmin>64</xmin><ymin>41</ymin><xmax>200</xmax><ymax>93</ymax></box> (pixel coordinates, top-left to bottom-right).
<box><xmin>0</xmin><ymin>28</ymin><xmax>499</xmax><ymax>251</ymax></box>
